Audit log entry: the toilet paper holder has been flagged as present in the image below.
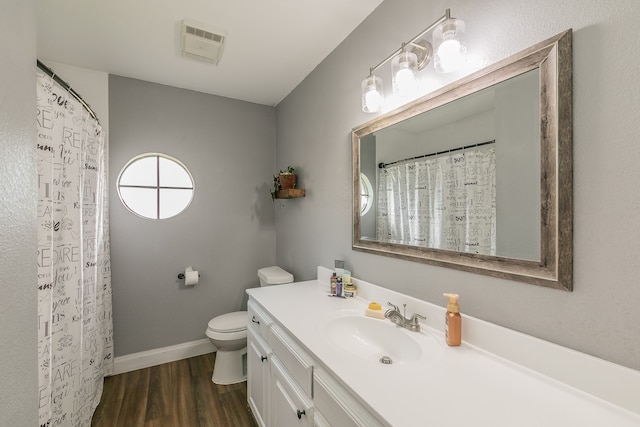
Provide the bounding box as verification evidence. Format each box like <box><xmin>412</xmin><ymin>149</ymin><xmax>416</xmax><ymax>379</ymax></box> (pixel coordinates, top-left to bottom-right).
<box><xmin>177</xmin><ymin>272</ymin><xmax>201</xmax><ymax>279</ymax></box>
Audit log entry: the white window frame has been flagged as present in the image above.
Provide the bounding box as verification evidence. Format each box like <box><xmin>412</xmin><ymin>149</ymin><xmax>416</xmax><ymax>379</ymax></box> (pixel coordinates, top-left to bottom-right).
<box><xmin>117</xmin><ymin>153</ymin><xmax>195</xmax><ymax>220</ymax></box>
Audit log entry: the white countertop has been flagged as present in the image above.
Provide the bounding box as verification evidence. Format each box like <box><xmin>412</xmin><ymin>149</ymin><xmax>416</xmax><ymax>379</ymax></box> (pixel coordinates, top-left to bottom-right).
<box><xmin>247</xmin><ymin>278</ymin><xmax>640</xmax><ymax>427</ymax></box>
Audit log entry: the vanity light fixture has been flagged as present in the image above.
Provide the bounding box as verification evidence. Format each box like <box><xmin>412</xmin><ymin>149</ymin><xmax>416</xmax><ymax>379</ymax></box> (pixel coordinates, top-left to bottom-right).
<box><xmin>361</xmin><ymin>8</ymin><xmax>466</xmax><ymax>113</ymax></box>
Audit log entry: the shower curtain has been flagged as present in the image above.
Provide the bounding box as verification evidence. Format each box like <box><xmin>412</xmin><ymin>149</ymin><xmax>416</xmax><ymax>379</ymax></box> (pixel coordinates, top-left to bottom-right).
<box><xmin>377</xmin><ymin>144</ymin><xmax>496</xmax><ymax>255</ymax></box>
<box><xmin>36</xmin><ymin>68</ymin><xmax>113</xmax><ymax>427</ymax></box>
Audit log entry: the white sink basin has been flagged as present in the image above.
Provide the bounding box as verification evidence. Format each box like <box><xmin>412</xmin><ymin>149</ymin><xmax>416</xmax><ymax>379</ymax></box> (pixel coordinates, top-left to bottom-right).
<box><xmin>317</xmin><ymin>313</ymin><xmax>432</xmax><ymax>364</ymax></box>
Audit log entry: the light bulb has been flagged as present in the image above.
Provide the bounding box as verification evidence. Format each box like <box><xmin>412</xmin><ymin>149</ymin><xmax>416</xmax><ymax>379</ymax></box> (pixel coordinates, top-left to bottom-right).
<box><xmin>361</xmin><ymin>74</ymin><xmax>384</xmax><ymax>113</ymax></box>
<box><xmin>394</xmin><ymin>68</ymin><xmax>416</xmax><ymax>97</ymax></box>
<box><xmin>391</xmin><ymin>51</ymin><xmax>418</xmax><ymax>98</ymax></box>
<box><xmin>364</xmin><ymin>87</ymin><xmax>383</xmax><ymax>112</ymax></box>
<box><xmin>433</xmin><ymin>18</ymin><xmax>466</xmax><ymax>74</ymax></box>
<box><xmin>436</xmin><ymin>39</ymin><xmax>464</xmax><ymax>73</ymax></box>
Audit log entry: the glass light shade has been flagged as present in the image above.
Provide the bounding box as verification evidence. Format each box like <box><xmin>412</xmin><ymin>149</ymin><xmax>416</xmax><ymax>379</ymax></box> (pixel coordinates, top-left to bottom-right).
<box><xmin>391</xmin><ymin>51</ymin><xmax>418</xmax><ymax>97</ymax></box>
<box><xmin>433</xmin><ymin>18</ymin><xmax>466</xmax><ymax>73</ymax></box>
<box><xmin>361</xmin><ymin>74</ymin><xmax>384</xmax><ymax>113</ymax></box>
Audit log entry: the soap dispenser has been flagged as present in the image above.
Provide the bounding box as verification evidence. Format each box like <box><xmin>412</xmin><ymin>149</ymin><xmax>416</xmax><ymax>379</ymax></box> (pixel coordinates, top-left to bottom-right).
<box><xmin>443</xmin><ymin>293</ymin><xmax>461</xmax><ymax>346</ymax></box>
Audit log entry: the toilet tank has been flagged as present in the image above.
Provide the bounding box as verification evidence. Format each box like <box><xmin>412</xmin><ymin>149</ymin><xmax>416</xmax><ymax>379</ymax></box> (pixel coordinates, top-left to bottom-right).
<box><xmin>258</xmin><ymin>266</ymin><xmax>293</xmax><ymax>286</ymax></box>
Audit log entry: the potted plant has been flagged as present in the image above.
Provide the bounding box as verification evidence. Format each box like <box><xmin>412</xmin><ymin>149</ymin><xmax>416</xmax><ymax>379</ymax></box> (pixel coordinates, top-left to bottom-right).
<box><xmin>278</xmin><ymin>166</ymin><xmax>297</xmax><ymax>190</ymax></box>
<box><xmin>270</xmin><ymin>166</ymin><xmax>297</xmax><ymax>200</ymax></box>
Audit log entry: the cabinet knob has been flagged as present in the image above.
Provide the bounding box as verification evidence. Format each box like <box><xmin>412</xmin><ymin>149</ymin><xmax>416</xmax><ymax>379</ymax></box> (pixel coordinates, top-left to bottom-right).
<box><xmin>251</xmin><ymin>315</ymin><xmax>260</xmax><ymax>325</ymax></box>
<box><xmin>296</xmin><ymin>409</ymin><xmax>306</xmax><ymax>419</ymax></box>
<box><xmin>260</xmin><ymin>355</ymin><xmax>267</xmax><ymax>362</ymax></box>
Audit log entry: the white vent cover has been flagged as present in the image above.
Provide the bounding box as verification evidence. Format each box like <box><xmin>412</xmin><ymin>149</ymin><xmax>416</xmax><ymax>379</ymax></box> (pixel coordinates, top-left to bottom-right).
<box><xmin>181</xmin><ymin>19</ymin><xmax>226</xmax><ymax>65</ymax></box>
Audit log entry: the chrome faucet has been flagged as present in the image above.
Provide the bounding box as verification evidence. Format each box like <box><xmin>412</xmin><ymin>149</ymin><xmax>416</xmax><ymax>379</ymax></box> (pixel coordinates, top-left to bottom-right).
<box><xmin>385</xmin><ymin>302</ymin><xmax>426</xmax><ymax>332</ymax></box>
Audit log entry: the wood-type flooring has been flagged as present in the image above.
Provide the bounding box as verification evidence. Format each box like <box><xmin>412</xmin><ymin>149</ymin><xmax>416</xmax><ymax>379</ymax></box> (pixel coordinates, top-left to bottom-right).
<box><xmin>91</xmin><ymin>352</ymin><xmax>258</xmax><ymax>427</ymax></box>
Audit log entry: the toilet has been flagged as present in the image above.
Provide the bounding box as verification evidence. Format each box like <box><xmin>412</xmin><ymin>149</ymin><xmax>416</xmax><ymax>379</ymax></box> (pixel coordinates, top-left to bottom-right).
<box><xmin>205</xmin><ymin>266</ymin><xmax>293</xmax><ymax>385</ymax></box>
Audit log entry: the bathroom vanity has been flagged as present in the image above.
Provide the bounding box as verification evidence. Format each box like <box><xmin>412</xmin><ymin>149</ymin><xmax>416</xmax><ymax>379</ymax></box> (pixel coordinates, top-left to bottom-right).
<box><xmin>246</xmin><ymin>267</ymin><xmax>640</xmax><ymax>426</ymax></box>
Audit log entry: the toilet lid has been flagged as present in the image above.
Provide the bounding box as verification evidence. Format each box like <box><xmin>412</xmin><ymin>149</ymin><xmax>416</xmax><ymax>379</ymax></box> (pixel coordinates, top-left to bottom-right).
<box><xmin>258</xmin><ymin>266</ymin><xmax>294</xmax><ymax>285</ymax></box>
<box><xmin>208</xmin><ymin>311</ymin><xmax>247</xmax><ymax>333</ymax></box>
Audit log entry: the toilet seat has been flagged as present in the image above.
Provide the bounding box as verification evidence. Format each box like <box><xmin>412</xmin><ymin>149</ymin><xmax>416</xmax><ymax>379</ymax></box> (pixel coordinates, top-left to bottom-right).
<box><xmin>208</xmin><ymin>310</ymin><xmax>247</xmax><ymax>333</ymax></box>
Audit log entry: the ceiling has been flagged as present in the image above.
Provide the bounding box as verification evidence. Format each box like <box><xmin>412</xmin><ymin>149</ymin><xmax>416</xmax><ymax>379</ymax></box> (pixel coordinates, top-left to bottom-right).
<box><xmin>37</xmin><ymin>0</ymin><xmax>383</xmax><ymax>106</ymax></box>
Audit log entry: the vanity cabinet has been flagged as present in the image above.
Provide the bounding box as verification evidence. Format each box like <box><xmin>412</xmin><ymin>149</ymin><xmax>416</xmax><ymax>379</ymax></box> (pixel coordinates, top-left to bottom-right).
<box><xmin>247</xmin><ymin>301</ymin><xmax>273</xmax><ymax>427</ymax></box>
<box><xmin>247</xmin><ymin>298</ymin><xmax>385</xmax><ymax>427</ymax></box>
<box><xmin>248</xmin><ymin>277</ymin><xmax>640</xmax><ymax>427</ymax></box>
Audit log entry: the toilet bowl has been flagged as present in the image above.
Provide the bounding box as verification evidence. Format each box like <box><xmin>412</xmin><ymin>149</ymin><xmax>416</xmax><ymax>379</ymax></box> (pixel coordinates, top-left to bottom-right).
<box><xmin>206</xmin><ymin>266</ymin><xmax>293</xmax><ymax>385</ymax></box>
<box><xmin>206</xmin><ymin>311</ymin><xmax>248</xmax><ymax>385</ymax></box>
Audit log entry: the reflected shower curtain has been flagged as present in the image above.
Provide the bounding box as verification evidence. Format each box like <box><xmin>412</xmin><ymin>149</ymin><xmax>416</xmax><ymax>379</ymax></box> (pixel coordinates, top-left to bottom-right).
<box><xmin>377</xmin><ymin>145</ymin><xmax>496</xmax><ymax>255</ymax></box>
<box><xmin>36</xmin><ymin>68</ymin><xmax>113</xmax><ymax>426</ymax></box>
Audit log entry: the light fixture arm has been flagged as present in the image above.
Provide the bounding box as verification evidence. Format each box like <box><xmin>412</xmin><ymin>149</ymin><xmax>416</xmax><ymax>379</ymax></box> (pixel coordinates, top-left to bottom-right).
<box><xmin>366</xmin><ymin>9</ymin><xmax>451</xmax><ymax>76</ymax></box>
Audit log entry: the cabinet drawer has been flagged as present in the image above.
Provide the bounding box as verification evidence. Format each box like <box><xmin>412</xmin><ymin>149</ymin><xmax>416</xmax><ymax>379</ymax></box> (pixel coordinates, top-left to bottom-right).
<box><xmin>271</xmin><ymin>357</ymin><xmax>313</xmax><ymax>427</ymax></box>
<box><xmin>248</xmin><ymin>300</ymin><xmax>273</xmax><ymax>341</ymax></box>
<box><xmin>313</xmin><ymin>368</ymin><xmax>384</xmax><ymax>427</ymax></box>
<box><xmin>269</xmin><ymin>324</ymin><xmax>314</xmax><ymax>397</ymax></box>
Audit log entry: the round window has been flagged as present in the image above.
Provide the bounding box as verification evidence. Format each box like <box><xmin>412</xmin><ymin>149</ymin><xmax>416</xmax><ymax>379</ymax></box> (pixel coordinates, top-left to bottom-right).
<box><xmin>360</xmin><ymin>173</ymin><xmax>374</xmax><ymax>216</ymax></box>
<box><xmin>117</xmin><ymin>153</ymin><xmax>194</xmax><ymax>220</ymax></box>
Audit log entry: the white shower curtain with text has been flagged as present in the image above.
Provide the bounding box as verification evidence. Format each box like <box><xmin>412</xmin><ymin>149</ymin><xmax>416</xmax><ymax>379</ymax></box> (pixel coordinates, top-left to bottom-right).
<box><xmin>377</xmin><ymin>145</ymin><xmax>496</xmax><ymax>254</ymax></box>
<box><xmin>36</xmin><ymin>69</ymin><xmax>113</xmax><ymax>427</ymax></box>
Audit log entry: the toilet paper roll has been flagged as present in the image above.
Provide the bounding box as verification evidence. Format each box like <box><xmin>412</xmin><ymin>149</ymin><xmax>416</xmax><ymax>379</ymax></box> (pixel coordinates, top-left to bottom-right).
<box><xmin>184</xmin><ymin>266</ymin><xmax>199</xmax><ymax>286</ymax></box>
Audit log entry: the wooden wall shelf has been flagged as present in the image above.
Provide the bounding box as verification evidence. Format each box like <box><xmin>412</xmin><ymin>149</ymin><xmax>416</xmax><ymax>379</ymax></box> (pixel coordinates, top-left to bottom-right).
<box><xmin>276</xmin><ymin>189</ymin><xmax>305</xmax><ymax>199</ymax></box>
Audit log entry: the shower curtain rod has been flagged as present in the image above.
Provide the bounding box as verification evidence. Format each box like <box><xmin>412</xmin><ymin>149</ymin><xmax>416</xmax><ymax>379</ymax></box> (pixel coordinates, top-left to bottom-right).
<box><xmin>378</xmin><ymin>139</ymin><xmax>495</xmax><ymax>168</ymax></box>
<box><xmin>36</xmin><ymin>59</ymin><xmax>100</xmax><ymax>125</ymax></box>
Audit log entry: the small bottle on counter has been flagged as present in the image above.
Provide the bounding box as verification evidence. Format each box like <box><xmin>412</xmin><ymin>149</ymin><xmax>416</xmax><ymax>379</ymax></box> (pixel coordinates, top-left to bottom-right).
<box><xmin>344</xmin><ymin>282</ymin><xmax>357</xmax><ymax>298</ymax></box>
<box><xmin>342</xmin><ymin>270</ymin><xmax>351</xmax><ymax>284</ymax></box>
<box><xmin>443</xmin><ymin>293</ymin><xmax>462</xmax><ymax>346</ymax></box>
<box><xmin>336</xmin><ymin>277</ymin><xmax>343</xmax><ymax>297</ymax></box>
<box><xmin>330</xmin><ymin>272</ymin><xmax>337</xmax><ymax>295</ymax></box>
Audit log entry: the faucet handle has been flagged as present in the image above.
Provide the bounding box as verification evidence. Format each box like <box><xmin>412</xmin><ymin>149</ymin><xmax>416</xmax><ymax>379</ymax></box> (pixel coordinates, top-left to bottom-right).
<box><xmin>410</xmin><ymin>313</ymin><xmax>426</xmax><ymax>323</ymax></box>
<box><xmin>409</xmin><ymin>313</ymin><xmax>426</xmax><ymax>331</ymax></box>
<box><xmin>385</xmin><ymin>302</ymin><xmax>400</xmax><ymax>318</ymax></box>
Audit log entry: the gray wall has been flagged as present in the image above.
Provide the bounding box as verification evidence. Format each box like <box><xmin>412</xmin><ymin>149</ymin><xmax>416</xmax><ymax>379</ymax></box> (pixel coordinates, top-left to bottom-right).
<box><xmin>109</xmin><ymin>76</ymin><xmax>276</xmax><ymax>356</ymax></box>
<box><xmin>0</xmin><ymin>0</ymin><xmax>38</xmax><ymax>424</ymax></box>
<box><xmin>275</xmin><ymin>0</ymin><xmax>640</xmax><ymax>371</ymax></box>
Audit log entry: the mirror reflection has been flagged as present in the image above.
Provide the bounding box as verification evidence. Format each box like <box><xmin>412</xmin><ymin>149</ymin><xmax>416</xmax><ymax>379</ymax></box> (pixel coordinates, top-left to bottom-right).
<box><xmin>360</xmin><ymin>70</ymin><xmax>540</xmax><ymax>261</ymax></box>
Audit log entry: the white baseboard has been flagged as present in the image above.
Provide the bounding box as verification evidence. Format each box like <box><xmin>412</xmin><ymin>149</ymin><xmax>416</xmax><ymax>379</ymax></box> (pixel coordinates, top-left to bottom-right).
<box><xmin>113</xmin><ymin>338</ymin><xmax>216</xmax><ymax>375</ymax></box>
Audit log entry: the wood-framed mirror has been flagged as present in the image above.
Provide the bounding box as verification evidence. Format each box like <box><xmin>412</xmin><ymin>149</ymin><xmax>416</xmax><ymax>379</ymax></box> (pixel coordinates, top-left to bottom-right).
<box><xmin>352</xmin><ymin>30</ymin><xmax>572</xmax><ymax>290</ymax></box>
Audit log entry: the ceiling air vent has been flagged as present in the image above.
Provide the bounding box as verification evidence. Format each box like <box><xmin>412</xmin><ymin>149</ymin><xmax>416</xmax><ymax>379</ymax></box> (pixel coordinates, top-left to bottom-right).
<box><xmin>181</xmin><ymin>19</ymin><xmax>226</xmax><ymax>65</ymax></box>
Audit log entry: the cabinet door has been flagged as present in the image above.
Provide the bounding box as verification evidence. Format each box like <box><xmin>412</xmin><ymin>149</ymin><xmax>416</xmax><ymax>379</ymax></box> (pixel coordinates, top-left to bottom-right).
<box><xmin>313</xmin><ymin>411</ymin><xmax>331</xmax><ymax>427</ymax></box>
<box><xmin>270</xmin><ymin>358</ymin><xmax>313</xmax><ymax>427</ymax></box>
<box><xmin>313</xmin><ymin>368</ymin><xmax>385</xmax><ymax>427</ymax></box>
<box><xmin>248</xmin><ymin>329</ymin><xmax>270</xmax><ymax>427</ymax></box>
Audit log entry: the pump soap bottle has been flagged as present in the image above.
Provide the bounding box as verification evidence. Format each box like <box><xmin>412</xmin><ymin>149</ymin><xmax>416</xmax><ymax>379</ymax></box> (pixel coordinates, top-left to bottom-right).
<box><xmin>443</xmin><ymin>293</ymin><xmax>461</xmax><ymax>346</ymax></box>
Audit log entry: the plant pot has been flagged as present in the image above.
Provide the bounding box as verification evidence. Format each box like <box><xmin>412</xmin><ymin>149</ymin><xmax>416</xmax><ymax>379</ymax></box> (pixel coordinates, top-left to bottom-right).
<box><xmin>278</xmin><ymin>173</ymin><xmax>297</xmax><ymax>190</ymax></box>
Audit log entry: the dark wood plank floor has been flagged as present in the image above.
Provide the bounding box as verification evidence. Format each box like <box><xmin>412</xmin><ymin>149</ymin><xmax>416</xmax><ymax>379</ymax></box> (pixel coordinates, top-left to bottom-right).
<box><xmin>91</xmin><ymin>352</ymin><xmax>258</xmax><ymax>427</ymax></box>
